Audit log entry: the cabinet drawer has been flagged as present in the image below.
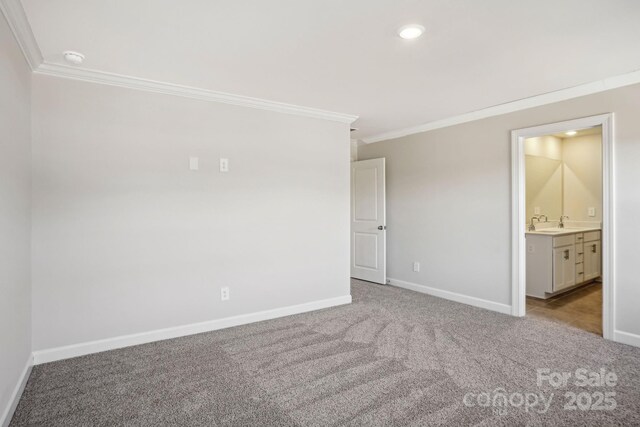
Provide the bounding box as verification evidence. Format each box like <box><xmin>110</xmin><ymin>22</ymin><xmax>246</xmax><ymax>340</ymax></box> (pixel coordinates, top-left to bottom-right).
<box><xmin>576</xmin><ymin>251</ymin><xmax>584</xmax><ymax>264</ymax></box>
<box><xmin>584</xmin><ymin>230</ymin><xmax>601</xmax><ymax>242</ymax></box>
<box><xmin>574</xmin><ymin>233</ymin><xmax>584</xmax><ymax>243</ymax></box>
<box><xmin>553</xmin><ymin>234</ymin><xmax>575</xmax><ymax>248</ymax></box>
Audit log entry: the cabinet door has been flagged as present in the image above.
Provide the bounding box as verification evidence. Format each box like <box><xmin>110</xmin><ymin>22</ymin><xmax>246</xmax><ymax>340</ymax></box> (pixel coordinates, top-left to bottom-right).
<box><xmin>584</xmin><ymin>241</ymin><xmax>601</xmax><ymax>281</ymax></box>
<box><xmin>553</xmin><ymin>246</ymin><xmax>576</xmax><ymax>291</ymax></box>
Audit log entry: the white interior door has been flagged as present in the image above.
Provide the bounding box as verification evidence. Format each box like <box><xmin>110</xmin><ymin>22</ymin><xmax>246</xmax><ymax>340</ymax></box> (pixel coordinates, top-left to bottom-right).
<box><xmin>351</xmin><ymin>158</ymin><xmax>386</xmax><ymax>284</ymax></box>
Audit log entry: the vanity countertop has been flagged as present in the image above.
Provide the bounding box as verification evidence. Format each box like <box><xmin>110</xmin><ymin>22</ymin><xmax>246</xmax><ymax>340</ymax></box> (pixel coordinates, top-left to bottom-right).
<box><xmin>525</xmin><ymin>227</ymin><xmax>601</xmax><ymax>236</ymax></box>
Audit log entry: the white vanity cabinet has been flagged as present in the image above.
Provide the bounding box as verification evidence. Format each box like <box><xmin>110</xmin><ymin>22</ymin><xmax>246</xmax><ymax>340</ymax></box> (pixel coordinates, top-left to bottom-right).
<box><xmin>526</xmin><ymin>229</ymin><xmax>601</xmax><ymax>299</ymax></box>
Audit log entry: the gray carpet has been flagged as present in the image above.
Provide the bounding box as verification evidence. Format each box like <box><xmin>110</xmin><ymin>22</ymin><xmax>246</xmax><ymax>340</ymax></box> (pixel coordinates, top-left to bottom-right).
<box><xmin>10</xmin><ymin>280</ymin><xmax>640</xmax><ymax>426</ymax></box>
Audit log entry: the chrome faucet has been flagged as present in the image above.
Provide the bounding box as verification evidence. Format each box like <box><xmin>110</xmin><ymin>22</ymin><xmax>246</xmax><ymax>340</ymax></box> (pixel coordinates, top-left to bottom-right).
<box><xmin>559</xmin><ymin>215</ymin><xmax>569</xmax><ymax>228</ymax></box>
<box><xmin>528</xmin><ymin>215</ymin><xmax>540</xmax><ymax>231</ymax></box>
<box><xmin>538</xmin><ymin>214</ymin><xmax>548</xmax><ymax>223</ymax></box>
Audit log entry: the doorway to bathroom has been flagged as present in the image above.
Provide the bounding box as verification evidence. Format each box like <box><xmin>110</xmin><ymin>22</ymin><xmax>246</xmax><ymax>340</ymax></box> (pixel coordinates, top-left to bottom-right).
<box><xmin>511</xmin><ymin>114</ymin><xmax>613</xmax><ymax>339</ymax></box>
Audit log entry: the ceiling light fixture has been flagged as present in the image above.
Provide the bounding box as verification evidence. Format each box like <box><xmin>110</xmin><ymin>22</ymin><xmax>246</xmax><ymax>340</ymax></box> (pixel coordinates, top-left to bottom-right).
<box><xmin>397</xmin><ymin>24</ymin><xmax>425</xmax><ymax>40</ymax></box>
<box><xmin>63</xmin><ymin>51</ymin><xmax>85</xmax><ymax>65</ymax></box>
<box><xmin>565</xmin><ymin>130</ymin><xmax>577</xmax><ymax>136</ymax></box>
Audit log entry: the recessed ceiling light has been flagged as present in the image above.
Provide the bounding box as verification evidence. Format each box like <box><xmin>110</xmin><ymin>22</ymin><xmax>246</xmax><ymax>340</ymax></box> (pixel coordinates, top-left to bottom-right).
<box><xmin>565</xmin><ymin>130</ymin><xmax>577</xmax><ymax>136</ymax></box>
<box><xmin>63</xmin><ymin>51</ymin><xmax>85</xmax><ymax>65</ymax></box>
<box><xmin>397</xmin><ymin>24</ymin><xmax>425</xmax><ymax>40</ymax></box>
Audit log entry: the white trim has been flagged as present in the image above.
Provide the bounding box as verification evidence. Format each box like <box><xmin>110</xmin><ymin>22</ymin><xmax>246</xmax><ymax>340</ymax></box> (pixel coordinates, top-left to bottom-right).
<box><xmin>510</xmin><ymin>114</ymin><xmax>615</xmax><ymax>341</ymax></box>
<box><xmin>362</xmin><ymin>70</ymin><xmax>640</xmax><ymax>144</ymax></box>
<box><xmin>34</xmin><ymin>62</ymin><xmax>358</xmax><ymax>123</ymax></box>
<box><xmin>1</xmin><ymin>354</ymin><xmax>33</xmax><ymax>427</ymax></box>
<box><xmin>511</xmin><ymin>126</ymin><xmax>526</xmax><ymax>317</ymax></box>
<box><xmin>0</xmin><ymin>2</ymin><xmax>357</xmax><ymax>123</ymax></box>
<box><xmin>613</xmin><ymin>330</ymin><xmax>640</xmax><ymax>348</ymax></box>
<box><xmin>32</xmin><ymin>294</ymin><xmax>351</xmax><ymax>365</ymax></box>
<box><xmin>387</xmin><ymin>278</ymin><xmax>512</xmax><ymax>315</ymax></box>
<box><xmin>601</xmin><ymin>116</ymin><xmax>615</xmax><ymax>340</ymax></box>
<box><xmin>0</xmin><ymin>0</ymin><xmax>42</xmax><ymax>69</ymax></box>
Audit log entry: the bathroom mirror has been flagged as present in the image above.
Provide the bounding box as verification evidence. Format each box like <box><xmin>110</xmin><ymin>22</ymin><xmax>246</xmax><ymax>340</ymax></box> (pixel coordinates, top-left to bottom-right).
<box><xmin>525</xmin><ymin>155</ymin><xmax>563</xmax><ymax>221</ymax></box>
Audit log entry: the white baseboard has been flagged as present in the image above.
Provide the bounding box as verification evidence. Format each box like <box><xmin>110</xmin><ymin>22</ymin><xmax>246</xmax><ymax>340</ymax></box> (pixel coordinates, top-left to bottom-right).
<box><xmin>613</xmin><ymin>330</ymin><xmax>640</xmax><ymax>348</ymax></box>
<box><xmin>32</xmin><ymin>294</ymin><xmax>352</xmax><ymax>365</ymax></box>
<box><xmin>1</xmin><ymin>354</ymin><xmax>33</xmax><ymax>427</ymax></box>
<box><xmin>387</xmin><ymin>278</ymin><xmax>512</xmax><ymax>315</ymax></box>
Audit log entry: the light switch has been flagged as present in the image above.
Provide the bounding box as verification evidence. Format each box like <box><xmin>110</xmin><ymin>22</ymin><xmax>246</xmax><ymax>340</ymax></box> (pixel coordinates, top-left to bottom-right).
<box><xmin>588</xmin><ymin>207</ymin><xmax>596</xmax><ymax>217</ymax></box>
<box><xmin>220</xmin><ymin>158</ymin><xmax>229</xmax><ymax>172</ymax></box>
<box><xmin>189</xmin><ymin>157</ymin><xmax>199</xmax><ymax>171</ymax></box>
<box><xmin>534</xmin><ymin>207</ymin><xmax>541</xmax><ymax>215</ymax></box>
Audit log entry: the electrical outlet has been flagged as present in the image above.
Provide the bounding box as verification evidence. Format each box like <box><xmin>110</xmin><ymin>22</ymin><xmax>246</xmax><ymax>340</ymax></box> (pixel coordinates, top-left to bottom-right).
<box><xmin>588</xmin><ymin>207</ymin><xmax>596</xmax><ymax>217</ymax></box>
<box><xmin>534</xmin><ymin>207</ymin><xmax>541</xmax><ymax>215</ymax></box>
<box><xmin>528</xmin><ymin>244</ymin><xmax>535</xmax><ymax>253</ymax></box>
<box><xmin>189</xmin><ymin>156</ymin><xmax>199</xmax><ymax>171</ymax></box>
<box><xmin>413</xmin><ymin>262</ymin><xmax>420</xmax><ymax>272</ymax></box>
<box><xmin>220</xmin><ymin>287</ymin><xmax>230</xmax><ymax>301</ymax></box>
<box><xmin>219</xmin><ymin>158</ymin><xmax>229</xmax><ymax>172</ymax></box>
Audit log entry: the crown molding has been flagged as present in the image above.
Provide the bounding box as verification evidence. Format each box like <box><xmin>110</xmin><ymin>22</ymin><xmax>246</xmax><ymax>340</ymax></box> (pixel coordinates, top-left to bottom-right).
<box><xmin>34</xmin><ymin>62</ymin><xmax>358</xmax><ymax>123</ymax></box>
<box><xmin>0</xmin><ymin>0</ymin><xmax>42</xmax><ymax>69</ymax></box>
<box><xmin>362</xmin><ymin>69</ymin><xmax>640</xmax><ymax>144</ymax></box>
<box><xmin>1</xmin><ymin>0</ymin><xmax>357</xmax><ymax>124</ymax></box>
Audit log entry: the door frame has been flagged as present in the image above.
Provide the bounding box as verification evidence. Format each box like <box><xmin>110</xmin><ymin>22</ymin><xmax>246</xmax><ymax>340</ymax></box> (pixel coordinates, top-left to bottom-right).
<box><xmin>510</xmin><ymin>113</ymin><xmax>614</xmax><ymax>340</ymax></box>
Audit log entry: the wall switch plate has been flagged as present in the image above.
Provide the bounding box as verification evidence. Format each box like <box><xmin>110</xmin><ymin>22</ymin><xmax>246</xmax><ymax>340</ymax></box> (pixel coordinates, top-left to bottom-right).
<box><xmin>534</xmin><ymin>207</ymin><xmax>541</xmax><ymax>215</ymax></box>
<box><xmin>588</xmin><ymin>207</ymin><xmax>596</xmax><ymax>217</ymax></box>
<box><xmin>528</xmin><ymin>244</ymin><xmax>535</xmax><ymax>253</ymax></box>
<box><xmin>219</xmin><ymin>158</ymin><xmax>229</xmax><ymax>172</ymax></box>
<box><xmin>189</xmin><ymin>157</ymin><xmax>199</xmax><ymax>171</ymax></box>
<box><xmin>413</xmin><ymin>262</ymin><xmax>420</xmax><ymax>272</ymax></box>
<box><xmin>220</xmin><ymin>287</ymin><xmax>230</xmax><ymax>301</ymax></box>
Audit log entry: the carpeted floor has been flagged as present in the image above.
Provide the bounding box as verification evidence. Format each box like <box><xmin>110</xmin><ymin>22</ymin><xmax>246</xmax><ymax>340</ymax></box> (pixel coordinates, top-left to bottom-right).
<box><xmin>10</xmin><ymin>280</ymin><xmax>640</xmax><ymax>426</ymax></box>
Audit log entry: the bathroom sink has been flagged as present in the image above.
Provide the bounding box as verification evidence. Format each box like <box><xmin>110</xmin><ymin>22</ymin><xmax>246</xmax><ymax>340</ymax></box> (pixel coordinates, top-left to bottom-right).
<box><xmin>533</xmin><ymin>229</ymin><xmax>566</xmax><ymax>234</ymax></box>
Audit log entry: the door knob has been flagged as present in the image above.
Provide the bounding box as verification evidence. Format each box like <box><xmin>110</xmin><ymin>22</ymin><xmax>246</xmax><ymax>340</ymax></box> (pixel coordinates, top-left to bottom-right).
<box><xmin>378</xmin><ymin>225</ymin><xmax>386</xmax><ymax>230</ymax></box>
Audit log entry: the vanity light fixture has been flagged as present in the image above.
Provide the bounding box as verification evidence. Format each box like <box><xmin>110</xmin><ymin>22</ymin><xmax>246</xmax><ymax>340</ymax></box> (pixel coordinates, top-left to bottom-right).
<box><xmin>565</xmin><ymin>130</ymin><xmax>577</xmax><ymax>136</ymax></box>
<box><xmin>397</xmin><ymin>24</ymin><xmax>425</xmax><ymax>40</ymax></box>
<box><xmin>63</xmin><ymin>51</ymin><xmax>85</xmax><ymax>65</ymax></box>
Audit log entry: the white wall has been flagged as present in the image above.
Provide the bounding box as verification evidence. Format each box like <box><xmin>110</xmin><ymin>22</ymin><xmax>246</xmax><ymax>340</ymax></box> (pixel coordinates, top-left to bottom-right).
<box><xmin>350</xmin><ymin>139</ymin><xmax>358</xmax><ymax>162</ymax></box>
<box><xmin>31</xmin><ymin>74</ymin><xmax>351</xmax><ymax>351</ymax></box>
<box><xmin>358</xmin><ymin>83</ymin><xmax>640</xmax><ymax>339</ymax></box>
<box><xmin>0</xmin><ymin>12</ymin><xmax>31</xmax><ymax>424</ymax></box>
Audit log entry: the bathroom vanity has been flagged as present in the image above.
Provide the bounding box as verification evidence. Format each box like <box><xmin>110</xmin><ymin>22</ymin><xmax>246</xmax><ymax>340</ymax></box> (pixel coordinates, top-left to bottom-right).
<box><xmin>526</xmin><ymin>228</ymin><xmax>601</xmax><ymax>299</ymax></box>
